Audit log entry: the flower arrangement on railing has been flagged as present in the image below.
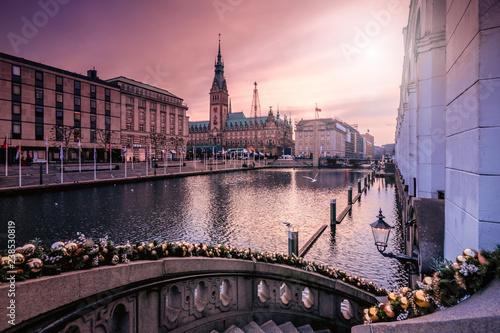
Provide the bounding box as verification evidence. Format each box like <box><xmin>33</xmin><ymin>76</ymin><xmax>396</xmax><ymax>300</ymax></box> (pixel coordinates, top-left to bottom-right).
<box><xmin>363</xmin><ymin>245</ymin><xmax>500</xmax><ymax>324</ymax></box>
<box><xmin>0</xmin><ymin>233</ymin><xmax>386</xmax><ymax>296</ymax></box>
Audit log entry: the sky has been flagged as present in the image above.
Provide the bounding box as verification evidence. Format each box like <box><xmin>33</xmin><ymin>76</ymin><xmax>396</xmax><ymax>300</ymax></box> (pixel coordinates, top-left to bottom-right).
<box><xmin>0</xmin><ymin>0</ymin><xmax>410</xmax><ymax>146</ymax></box>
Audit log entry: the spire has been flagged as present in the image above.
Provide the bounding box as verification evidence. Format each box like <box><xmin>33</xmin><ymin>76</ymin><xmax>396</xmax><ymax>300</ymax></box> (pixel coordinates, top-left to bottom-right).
<box><xmin>213</xmin><ymin>34</ymin><xmax>225</xmax><ymax>90</ymax></box>
<box><xmin>251</xmin><ymin>82</ymin><xmax>261</xmax><ymax>118</ymax></box>
<box><xmin>229</xmin><ymin>98</ymin><xmax>232</xmax><ymax>114</ymax></box>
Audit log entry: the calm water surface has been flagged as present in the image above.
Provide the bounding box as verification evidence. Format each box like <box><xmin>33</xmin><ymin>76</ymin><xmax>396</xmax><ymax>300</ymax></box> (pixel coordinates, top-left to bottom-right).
<box><xmin>0</xmin><ymin>169</ymin><xmax>406</xmax><ymax>290</ymax></box>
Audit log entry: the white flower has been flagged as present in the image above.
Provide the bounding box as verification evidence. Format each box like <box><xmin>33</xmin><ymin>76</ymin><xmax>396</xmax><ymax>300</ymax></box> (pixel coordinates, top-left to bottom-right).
<box><xmin>397</xmin><ymin>310</ymin><xmax>409</xmax><ymax>321</ymax></box>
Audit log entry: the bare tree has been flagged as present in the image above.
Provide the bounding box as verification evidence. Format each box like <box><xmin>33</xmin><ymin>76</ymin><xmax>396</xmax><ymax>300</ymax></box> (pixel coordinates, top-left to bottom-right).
<box><xmin>169</xmin><ymin>137</ymin><xmax>185</xmax><ymax>158</ymax></box>
<box><xmin>49</xmin><ymin>125</ymin><xmax>75</xmax><ymax>162</ymax></box>
<box><xmin>150</xmin><ymin>133</ymin><xmax>168</xmax><ymax>161</ymax></box>
<box><xmin>96</xmin><ymin>129</ymin><xmax>118</xmax><ymax>162</ymax></box>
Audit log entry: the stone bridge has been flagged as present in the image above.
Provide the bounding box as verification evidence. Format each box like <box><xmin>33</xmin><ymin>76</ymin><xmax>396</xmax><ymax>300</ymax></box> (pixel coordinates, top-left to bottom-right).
<box><xmin>1</xmin><ymin>258</ymin><xmax>378</xmax><ymax>332</ymax></box>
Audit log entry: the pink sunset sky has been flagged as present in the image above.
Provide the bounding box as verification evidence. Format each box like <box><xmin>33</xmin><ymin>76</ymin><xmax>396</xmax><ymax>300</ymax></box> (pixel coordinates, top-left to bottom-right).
<box><xmin>1</xmin><ymin>0</ymin><xmax>410</xmax><ymax>146</ymax></box>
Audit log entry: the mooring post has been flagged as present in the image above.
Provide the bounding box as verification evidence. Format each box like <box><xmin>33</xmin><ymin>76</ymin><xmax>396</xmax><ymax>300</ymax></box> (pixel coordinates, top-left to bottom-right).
<box><xmin>330</xmin><ymin>199</ymin><xmax>336</xmax><ymax>227</ymax></box>
<box><xmin>358</xmin><ymin>179</ymin><xmax>362</xmax><ymax>193</ymax></box>
<box><xmin>348</xmin><ymin>186</ymin><xmax>352</xmax><ymax>205</ymax></box>
<box><xmin>364</xmin><ymin>176</ymin><xmax>367</xmax><ymax>189</ymax></box>
<box><xmin>288</xmin><ymin>230</ymin><xmax>298</xmax><ymax>257</ymax></box>
<box><xmin>368</xmin><ymin>173</ymin><xmax>370</xmax><ymax>182</ymax></box>
<box><xmin>39</xmin><ymin>164</ymin><xmax>43</xmax><ymax>185</ymax></box>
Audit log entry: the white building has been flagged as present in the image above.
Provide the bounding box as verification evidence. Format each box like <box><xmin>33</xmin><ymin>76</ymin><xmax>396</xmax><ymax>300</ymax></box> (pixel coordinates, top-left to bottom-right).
<box><xmin>294</xmin><ymin>118</ymin><xmax>346</xmax><ymax>158</ymax></box>
<box><xmin>395</xmin><ymin>0</ymin><xmax>500</xmax><ymax>257</ymax></box>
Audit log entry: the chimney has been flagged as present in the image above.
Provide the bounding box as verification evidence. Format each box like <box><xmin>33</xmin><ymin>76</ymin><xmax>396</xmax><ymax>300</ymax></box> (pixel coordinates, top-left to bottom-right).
<box><xmin>87</xmin><ymin>67</ymin><xmax>98</xmax><ymax>79</ymax></box>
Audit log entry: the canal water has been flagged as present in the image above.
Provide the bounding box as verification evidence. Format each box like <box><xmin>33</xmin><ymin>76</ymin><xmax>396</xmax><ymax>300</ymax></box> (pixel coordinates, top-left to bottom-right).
<box><xmin>0</xmin><ymin>169</ymin><xmax>406</xmax><ymax>290</ymax></box>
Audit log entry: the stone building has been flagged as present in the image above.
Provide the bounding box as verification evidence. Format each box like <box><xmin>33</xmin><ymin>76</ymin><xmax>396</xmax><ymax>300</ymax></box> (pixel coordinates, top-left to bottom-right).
<box><xmin>0</xmin><ymin>52</ymin><xmax>121</xmax><ymax>163</ymax></box>
<box><xmin>106</xmin><ymin>77</ymin><xmax>189</xmax><ymax>161</ymax></box>
<box><xmin>361</xmin><ymin>131</ymin><xmax>374</xmax><ymax>159</ymax></box>
<box><xmin>394</xmin><ymin>0</ymin><xmax>500</xmax><ymax>257</ymax></box>
<box><xmin>294</xmin><ymin>118</ymin><xmax>347</xmax><ymax>158</ymax></box>
<box><xmin>188</xmin><ymin>39</ymin><xmax>293</xmax><ymax>156</ymax></box>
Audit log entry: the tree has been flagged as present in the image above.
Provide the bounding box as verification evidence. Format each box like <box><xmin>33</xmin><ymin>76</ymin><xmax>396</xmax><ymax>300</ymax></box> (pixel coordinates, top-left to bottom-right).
<box><xmin>96</xmin><ymin>129</ymin><xmax>118</xmax><ymax>162</ymax></box>
<box><xmin>49</xmin><ymin>125</ymin><xmax>75</xmax><ymax>162</ymax></box>
<box><xmin>150</xmin><ymin>133</ymin><xmax>168</xmax><ymax>160</ymax></box>
<box><xmin>169</xmin><ymin>136</ymin><xmax>185</xmax><ymax>158</ymax></box>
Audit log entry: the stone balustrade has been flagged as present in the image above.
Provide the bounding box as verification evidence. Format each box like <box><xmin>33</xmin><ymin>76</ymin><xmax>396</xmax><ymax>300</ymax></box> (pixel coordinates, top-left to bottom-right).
<box><xmin>1</xmin><ymin>257</ymin><xmax>378</xmax><ymax>332</ymax></box>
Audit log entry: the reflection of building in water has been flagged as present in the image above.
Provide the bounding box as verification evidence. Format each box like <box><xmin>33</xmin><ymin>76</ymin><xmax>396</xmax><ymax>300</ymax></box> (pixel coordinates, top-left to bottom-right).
<box><xmin>188</xmin><ymin>37</ymin><xmax>293</xmax><ymax>156</ymax></box>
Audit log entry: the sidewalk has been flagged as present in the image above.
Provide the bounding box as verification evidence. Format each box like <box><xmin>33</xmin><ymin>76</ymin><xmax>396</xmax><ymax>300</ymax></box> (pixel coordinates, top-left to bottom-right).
<box><xmin>0</xmin><ymin>159</ymin><xmax>263</xmax><ymax>192</ymax></box>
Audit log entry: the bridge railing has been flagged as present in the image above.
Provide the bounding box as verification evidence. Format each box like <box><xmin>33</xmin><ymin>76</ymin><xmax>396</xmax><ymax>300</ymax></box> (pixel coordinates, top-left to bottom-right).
<box><xmin>1</xmin><ymin>258</ymin><xmax>378</xmax><ymax>333</ymax></box>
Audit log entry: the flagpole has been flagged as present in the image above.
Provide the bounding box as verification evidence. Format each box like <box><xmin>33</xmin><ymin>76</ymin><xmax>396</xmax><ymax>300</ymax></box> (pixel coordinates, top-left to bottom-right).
<box><xmin>18</xmin><ymin>143</ymin><xmax>21</xmax><ymax>187</ymax></box>
<box><xmin>4</xmin><ymin>135</ymin><xmax>8</xmax><ymax>177</ymax></box>
<box><xmin>45</xmin><ymin>137</ymin><xmax>48</xmax><ymax>174</ymax></box>
<box><xmin>109</xmin><ymin>142</ymin><xmax>112</xmax><ymax>171</ymax></box>
<box><xmin>93</xmin><ymin>146</ymin><xmax>96</xmax><ymax>181</ymax></box>
<box><xmin>131</xmin><ymin>146</ymin><xmax>134</xmax><ymax>169</ymax></box>
<box><xmin>124</xmin><ymin>148</ymin><xmax>127</xmax><ymax>178</ymax></box>
<box><xmin>78</xmin><ymin>140</ymin><xmax>81</xmax><ymax>173</ymax></box>
<box><xmin>60</xmin><ymin>145</ymin><xmax>63</xmax><ymax>183</ymax></box>
<box><xmin>146</xmin><ymin>145</ymin><xmax>149</xmax><ymax>176</ymax></box>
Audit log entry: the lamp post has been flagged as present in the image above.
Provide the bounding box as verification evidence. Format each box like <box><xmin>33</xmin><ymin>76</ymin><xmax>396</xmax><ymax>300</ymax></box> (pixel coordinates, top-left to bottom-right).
<box><xmin>369</xmin><ymin>208</ymin><xmax>419</xmax><ymax>285</ymax></box>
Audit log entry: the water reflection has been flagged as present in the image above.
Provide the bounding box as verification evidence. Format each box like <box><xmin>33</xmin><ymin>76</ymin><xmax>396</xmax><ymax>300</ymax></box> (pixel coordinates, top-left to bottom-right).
<box><xmin>0</xmin><ymin>169</ymin><xmax>405</xmax><ymax>290</ymax></box>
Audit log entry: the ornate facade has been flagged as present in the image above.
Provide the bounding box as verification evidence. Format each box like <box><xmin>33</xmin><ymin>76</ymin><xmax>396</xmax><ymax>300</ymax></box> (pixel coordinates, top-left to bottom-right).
<box><xmin>188</xmin><ymin>39</ymin><xmax>293</xmax><ymax>156</ymax></box>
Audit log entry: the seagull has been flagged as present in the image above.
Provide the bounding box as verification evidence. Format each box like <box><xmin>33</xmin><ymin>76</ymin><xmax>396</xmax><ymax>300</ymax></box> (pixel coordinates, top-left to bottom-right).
<box><xmin>303</xmin><ymin>173</ymin><xmax>319</xmax><ymax>182</ymax></box>
<box><xmin>282</xmin><ymin>222</ymin><xmax>292</xmax><ymax>228</ymax></box>
<box><xmin>111</xmin><ymin>174</ymin><xmax>115</xmax><ymax>178</ymax></box>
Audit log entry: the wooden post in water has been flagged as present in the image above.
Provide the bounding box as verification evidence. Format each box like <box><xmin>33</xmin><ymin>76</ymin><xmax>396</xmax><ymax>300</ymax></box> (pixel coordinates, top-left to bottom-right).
<box><xmin>288</xmin><ymin>230</ymin><xmax>298</xmax><ymax>257</ymax></box>
<box><xmin>348</xmin><ymin>186</ymin><xmax>353</xmax><ymax>205</ymax></box>
<box><xmin>364</xmin><ymin>176</ymin><xmax>367</xmax><ymax>189</ymax></box>
<box><xmin>330</xmin><ymin>199</ymin><xmax>336</xmax><ymax>228</ymax></box>
<box><xmin>358</xmin><ymin>179</ymin><xmax>362</xmax><ymax>193</ymax></box>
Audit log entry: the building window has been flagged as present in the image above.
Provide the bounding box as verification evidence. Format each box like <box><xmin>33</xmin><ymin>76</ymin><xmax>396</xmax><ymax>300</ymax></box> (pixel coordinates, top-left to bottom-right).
<box><xmin>160</xmin><ymin>104</ymin><xmax>167</xmax><ymax>112</ymax></box>
<box><xmin>35</xmin><ymin>107</ymin><xmax>44</xmax><ymax>124</ymax></box>
<box><xmin>127</xmin><ymin>135</ymin><xmax>133</xmax><ymax>145</ymax></box>
<box><xmin>178</xmin><ymin>116</ymin><xmax>183</xmax><ymax>136</ymax></box>
<box><xmin>90</xmin><ymin>130</ymin><xmax>96</xmax><ymax>143</ymax></box>
<box><xmin>12</xmin><ymin>65</ymin><xmax>20</xmax><ymax>77</ymax></box>
<box><xmin>138</xmin><ymin>99</ymin><xmax>146</xmax><ymax>108</ymax></box>
<box><xmin>150</xmin><ymin>102</ymin><xmax>157</xmax><ymax>111</ymax></box>
<box><xmin>126</xmin><ymin>96</ymin><xmax>134</xmax><ymax>106</ymax></box>
<box><xmin>90</xmin><ymin>84</ymin><xmax>96</xmax><ymax>99</ymax></box>
<box><xmin>35</xmin><ymin>71</ymin><xmax>43</xmax><ymax>87</ymax></box>
<box><xmin>12</xmin><ymin>83</ymin><xmax>21</xmax><ymax>97</ymax></box>
<box><xmin>139</xmin><ymin>123</ymin><xmax>145</xmax><ymax>132</ymax></box>
<box><xmin>105</xmin><ymin>102</ymin><xmax>110</xmax><ymax>116</ymax></box>
<box><xmin>170</xmin><ymin>114</ymin><xmax>175</xmax><ymax>135</ymax></box>
<box><xmin>74</xmin><ymin>112</ymin><xmax>81</xmax><ymax>128</ymax></box>
<box><xmin>35</xmin><ymin>89</ymin><xmax>43</xmax><ymax>102</ymax></box>
<box><xmin>90</xmin><ymin>115</ymin><xmax>96</xmax><ymax>129</ymax></box>
<box><xmin>90</xmin><ymin>100</ymin><xmax>96</xmax><ymax>114</ymax></box>
<box><xmin>12</xmin><ymin>103</ymin><xmax>21</xmax><ymax>122</ymax></box>
<box><xmin>56</xmin><ymin>93</ymin><xmax>63</xmax><ymax>104</ymax></box>
<box><xmin>35</xmin><ymin>124</ymin><xmax>44</xmax><ymax>140</ymax></box>
<box><xmin>105</xmin><ymin>88</ymin><xmax>110</xmax><ymax>102</ymax></box>
<box><xmin>56</xmin><ymin>109</ymin><xmax>63</xmax><ymax>126</ymax></box>
<box><xmin>105</xmin><ymin>116</ymin><xmax>111</xmax><ymax>131</ymax></box>
<box><xmin>139</xmin><ymin>136</ymin><xmax>146</xmax><ymax>144</ymax></box>
<box><xmin>74</xmin><ymin>80</ymin><xmax>81</xmax><ymax>95</ymax></box>
<box><xmin>74</xmin><ymin>96</ymin><xmax>81</xmax><ymax>107</ymax></box>
<box><xmin>12</xmin><ymin>122</ymin><xmax>21</xmax><ymax>139</ymax></box>
<box><xmin>74</xmin><ymin>129</ymin><xmax>81</xmax><ymax>143</ymax></box>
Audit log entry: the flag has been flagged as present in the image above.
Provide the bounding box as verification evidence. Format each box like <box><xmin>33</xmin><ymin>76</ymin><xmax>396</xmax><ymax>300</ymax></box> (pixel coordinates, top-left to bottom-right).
<box><xmin>315</xmin><ymin>107</ymin><xmax>321</xmax><ymax>112</ymax></box>
<box><xmin>123</xmin><ymin>147</ymin><xmax>127</xmax><ymax>153</ymax></box>
<box><xmin>45</xmin><ymin>138</ymin><xmax>48</xmax><ymax>147</ymax></box>
<box><xmin>60</xmin><ymin>145</ymin><xmax>63</xmax><ymax>160</ymax></box>
<box><xmin>2</xmin><ymin>135</ymin><xmax>7</xmax><ymax>149</ymax></box>
<box><xmin>94</xmin><ymin>147</ymin><xmax>97</xmax><ymax>160</ymax></box>
<box><xmin>15</xmin><ymin>144</ymin><xmax>20</xmax><ymax>160</ymax></box>
<box><xmin>78</xmin><ymin>139</ymin><xmax>81</xmax><ymax>150</ymax></box>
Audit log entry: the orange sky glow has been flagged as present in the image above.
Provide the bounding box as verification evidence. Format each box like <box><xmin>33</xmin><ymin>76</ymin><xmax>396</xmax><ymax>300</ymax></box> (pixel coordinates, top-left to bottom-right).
<box><xmin>1</xmin><ymin>0</ymin><xmax>410</xmax><ymax>146</ymax></box>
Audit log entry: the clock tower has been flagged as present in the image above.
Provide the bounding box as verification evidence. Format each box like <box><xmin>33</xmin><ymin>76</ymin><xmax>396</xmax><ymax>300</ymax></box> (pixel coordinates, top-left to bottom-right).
<box><xmin>209</xmin><ymin>34</ymin><xmax>229</xmax><ymax>144</ymax></box>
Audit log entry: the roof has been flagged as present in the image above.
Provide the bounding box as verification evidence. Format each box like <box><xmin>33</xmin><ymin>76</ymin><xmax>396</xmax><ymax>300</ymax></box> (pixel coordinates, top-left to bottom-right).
<box><xmin>0</xmin><ymin>52</ymin><xmax>120</xmax><ymax>89</ymax></box>
<box><xmin>106</xmin><ymin>76</ymin><xmax>182</xmax><ymax>99</ymax></box>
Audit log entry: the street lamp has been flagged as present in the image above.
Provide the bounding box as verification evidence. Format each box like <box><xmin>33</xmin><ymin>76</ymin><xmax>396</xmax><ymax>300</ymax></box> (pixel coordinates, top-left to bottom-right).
<box><xmin>370</xmin><ymin>209</ymin><xmax>393</xmax><ymax>252</ymax></box>
<box><xmin>369</xmin><ymin>208</ymin><xmax>419</xmax><ymax>278</ymax></box>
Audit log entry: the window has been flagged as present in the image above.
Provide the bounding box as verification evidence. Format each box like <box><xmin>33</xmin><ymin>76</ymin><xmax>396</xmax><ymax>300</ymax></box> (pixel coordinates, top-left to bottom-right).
<box><xmin>90</xmin><ymin>84</ymin><xmax>96</xmax><ymax>98</ymax></box>
<box><xmin>74</xmin><ymin>80</ymin><xmax>81</xmax><ymax>95</ymax></box>
<box><xmin>35</xmin><ymin>89</ymin><xmax>43</xmax><ymax>100</ymax></box>
<box><xmin>139</xmin><ymin>123</ymin><xmax>145</xmax><ymax>132</ymax></box>
<box><xmin>170</xmin><ymin>114</ymin><xmax>175</xmax><ymax>135</ymax></box>
<box><xmin>74</xmin><ymin>129</ymin><xmax>81</xmax><ymax>143</ymax></box>
<box><xmin>74</xmin><ymin>112</ymin><xmax>81</xmax><ymax>128</ymax></box>
<box><xmin>90</xmin><ymin>115</ymin><xmax>96</xmax><ymax>129</ymax></box>
<box><xmin>105</xmin><ymin>102</ymin><xmax>110</xmax><ymax>113</ymax></box>
<box><xmin>56</xmin><ymin>93</ymin><xmax>63</xmax><ymax>104</ymax></box>
<box><xmin>12</xmin><ymin>103</ymin><xmax>21</xmax><ymax>122</ymax></box>
<box><xmin>178</xmin><ymin>116</ymin><xmax>183</xmax><ymax>135</ymax></box>
<box><xmin>12</xmin><ymin>122</ymin><xmax>21</xmax><ymax>139</ymax></box>
<box><xmin>90</xmin><ymin>100</ymin><xmax>97</xmax><ymax>114</ymax></box>
<box><xmin>74</xmin><ymin>96</ymin><xmax>81</xmax><ymax>106</ymax></box>
<box><xmin>12</xmin><ymin>84</ymin><xmax>21</xmax><ymax>96</ymax></box>
<box><xmin>127</xmin><ymin>135</ymin><xmax>133</xmax><ymax>144</ymax></box>
<box><xmin>105</xmin><ymin>88</ymin><xmax>110</xmax><ymax>101</ymax></box>
<box><xmin>35</xmin><ymin>124</ymin><xmax>43</xmax><ymax>140</ymax></box>
<box><xmin>160</xmin><ymin>104</ymin><xmax>167</xmax><ymax>112</ymax></box>
<box><xmin>35</xmin><ymin>71</ymin><xmax>43</xmax><ymax>87</ymax></box>
<box><xmin>139</xmin><ymin>136</ymin><xmax>146</xmax><ymax>144</ymax></box>
<box><xmin>138</xmin><ymin>99</ymin><xmax>146</xmax><ymax>108</ymax></box>
<box><xmin>56</xmin><ymin>109</ymin><xmax>63</xmax><ymax>126</ymax></box>
<box><xmin>90</xmin><ymin>130</ymin><xmax>96</xmax><ymax>143</ymax></box>
<box><xmin>126</xmin><ymin>96</ymin><xmax>134</xmax><ymax>105</ymax></box>
<box><xmin>150</xmin><ymin>102</ymin><xmax>157</xmax><ymax>110</ymax></box>
<box><xmin>12</xmin><ymin>65</ymin><xmax>20</xmax><ymax>76</ymax></box>
<box><xmin>56</xmin><ymin>76</ymin><xmax>63</xmax><ymax>91</ymax></box>
<box><xmin>105</xmin><ymin>116</ymin><xmax>111</xmax><ymax>131</ymax></box>
<box><xmin>35</xmin><ymin>107</ymin><xmax>44</xmax><ymax>124</ymax></box>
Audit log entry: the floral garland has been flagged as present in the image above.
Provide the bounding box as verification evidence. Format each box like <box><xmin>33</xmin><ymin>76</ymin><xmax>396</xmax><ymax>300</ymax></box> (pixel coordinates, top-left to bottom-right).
<box><xmin>0</xmin><ymin>233</ymin><xmax>386</xmax><ymax>296</ymax></box>
<box><xmin>363</xmin><ymin>245</ymin><xmax>500</xmax><ymax>323</ymax></box>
